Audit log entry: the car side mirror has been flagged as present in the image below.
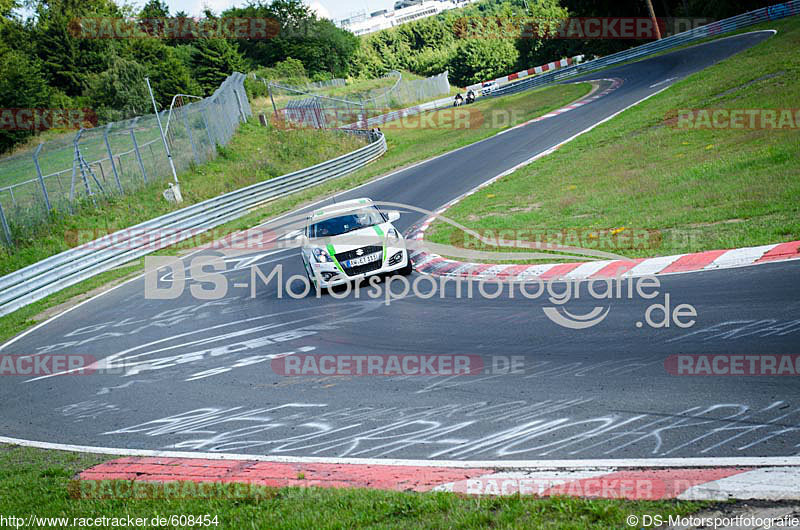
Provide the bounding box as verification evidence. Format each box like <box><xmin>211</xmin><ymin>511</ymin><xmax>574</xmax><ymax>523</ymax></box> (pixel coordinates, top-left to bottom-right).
<box><xmin>387</xmin><ymin>210</ymin><xmax>400</xmax><ymax>222</ymax></box>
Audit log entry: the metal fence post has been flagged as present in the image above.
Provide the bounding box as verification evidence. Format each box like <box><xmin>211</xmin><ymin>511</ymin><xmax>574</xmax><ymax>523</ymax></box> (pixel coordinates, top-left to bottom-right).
<box><xmin>146</xmin><ymin>77</ymin><xmax>179</xmax><ymax>185</ymax></box>
<box><xmin>0</xmin><ymin>199</ymin><xmax>11</xmax><ymax>247</ymax></box>
<box><xmin>129</xmin><ymin>118</ymin><xmax>148</xmax><ymax>183</ymax></box>
<box><xmin>103</xmin><ymin>123</ymin><xmax>123</xmax><ymax>193</ymax></box>
<box><xmin>69</xmin><ymin>131</ymin><xmax>79</xmax><ymax>204</ymax></box>
<box><xmin>32</xmin><ymin>144</ymin><xmax>53</xmax><ymax>213</ymax></box>
<box><xmin>73</xmin><ymin>130</ymin><xmax>98</xmax><ymax>206</ymax></box>
<box><xmin>233</xmin><ymin>87</ymin><xmax>246</xmax><ymax>123</ymax></box>
<box><xmin>267</xmin><ymin>82</ymin><xmax>278</xmax><ymax>118</ymax></box>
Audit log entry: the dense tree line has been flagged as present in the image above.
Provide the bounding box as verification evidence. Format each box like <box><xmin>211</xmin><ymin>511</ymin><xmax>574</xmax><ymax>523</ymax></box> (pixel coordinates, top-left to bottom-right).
<box><xmin>355</xmin><ymin>0</ymin><xmax>778</xmax><ymax>86</ymax></box>
<box><xmin>0</xmin><ymin>0</ymin><xmax>356</xmax><ymax>153</ymax></box>
<box><xmin>0</xmin><ymin>0</ymin><xmax>779</xmax><ymax>153</ymax></box>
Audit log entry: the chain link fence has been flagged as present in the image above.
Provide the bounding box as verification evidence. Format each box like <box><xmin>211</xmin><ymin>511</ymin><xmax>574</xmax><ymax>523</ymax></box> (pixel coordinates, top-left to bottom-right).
<box><xmin>263</xmin><ymin>71</ymin><xmax>450</xmax><ymax>129</ymax></box>
<box><xmin>308</xmin><ymin>78</ymin><xmax>347</xmax><ymax>89</ymax></box>
<box><xmin>0</xmin><ymin>72</ymin><xmax>251</xmax><ymax>247</ymax></box>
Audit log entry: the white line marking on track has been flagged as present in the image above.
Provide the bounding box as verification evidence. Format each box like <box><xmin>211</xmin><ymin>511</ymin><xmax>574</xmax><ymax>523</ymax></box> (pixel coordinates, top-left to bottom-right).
<box><xmin>650</xmin><ymin>77</ymin><xmax>677</xmax><ymax>88</ymax></box>
<box><xmin>0</xmin><ymin>435</ymin><xmax>798</xmax><ymax>469</ymax></box>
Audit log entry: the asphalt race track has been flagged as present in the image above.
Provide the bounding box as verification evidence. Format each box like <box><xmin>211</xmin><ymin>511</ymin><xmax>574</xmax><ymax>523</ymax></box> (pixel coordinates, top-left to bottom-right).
<box><xmin>3</xmin><ymin>30</ymin><xmax>799</xmax><ymax>461</ymax></box>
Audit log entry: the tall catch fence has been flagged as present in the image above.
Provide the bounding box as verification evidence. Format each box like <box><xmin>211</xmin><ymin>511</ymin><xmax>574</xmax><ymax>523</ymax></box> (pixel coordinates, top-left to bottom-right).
<box><xmin>308</xmin><ymin>78</ymin><xmax>347</xmax><ymax>89</ymax></box>
<box><xmin>0</xmin><ymin>73</ymin><xmax>251</xmax><ymax>247</ymax></box>
<box><xmin>262</xmin><ymin>71</ymin><xmax>450</xmax><ymax>129</ymax></box>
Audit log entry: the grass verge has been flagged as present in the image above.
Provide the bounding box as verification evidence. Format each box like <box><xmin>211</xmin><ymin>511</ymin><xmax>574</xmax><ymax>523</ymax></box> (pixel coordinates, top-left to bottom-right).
<box><xmin>0</xmin><ymin>444</ymin><xmax>707</xmax><ymax>529</ymax></box>
<box><xmin>0</xmin><ymin>81</ymin><xmax>589</xmax><ymax>345</ymax></box>
<box><xmin>426</xmin><ymin>16</ymin><xmax>800</xmax><ymax>260</ymax></box>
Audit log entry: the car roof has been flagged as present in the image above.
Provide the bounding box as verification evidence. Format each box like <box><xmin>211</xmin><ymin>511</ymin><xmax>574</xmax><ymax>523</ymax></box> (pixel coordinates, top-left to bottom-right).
<box><xmin>310</xmin><ymin>198</ymin><xmax>373</xmax><ymax>219</ymax></box>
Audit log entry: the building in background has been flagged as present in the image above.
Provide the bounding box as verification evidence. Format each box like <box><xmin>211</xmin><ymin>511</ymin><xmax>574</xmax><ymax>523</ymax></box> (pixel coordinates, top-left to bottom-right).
<box><xmin>338</xmin><ymin>0</ymin><xmax>476</xmax><ymax>36</ymax></box>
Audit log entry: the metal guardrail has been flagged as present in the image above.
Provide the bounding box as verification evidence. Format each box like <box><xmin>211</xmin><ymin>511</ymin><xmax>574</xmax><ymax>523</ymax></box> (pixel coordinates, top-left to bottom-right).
<box><xmin>0</xmin><ymin>131</ymin><xmax>387</xmax><ymax>316</ymax></box>
<box><xmin>341</xmin><ymin>95</ymin><xmax>457</xmax><ymax>130</ymax></box>
<box><xmin>492</xmin><ymin>1</ymin><xmax>799</xmax><ymax>97</ymax></box>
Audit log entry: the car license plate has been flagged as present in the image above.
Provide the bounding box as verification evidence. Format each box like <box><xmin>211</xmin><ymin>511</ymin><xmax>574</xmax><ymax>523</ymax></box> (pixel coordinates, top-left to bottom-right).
<box><xmin>345</xmin><ymin>252</ymin><xmax>381</xmax><ymax>268</ymax></box>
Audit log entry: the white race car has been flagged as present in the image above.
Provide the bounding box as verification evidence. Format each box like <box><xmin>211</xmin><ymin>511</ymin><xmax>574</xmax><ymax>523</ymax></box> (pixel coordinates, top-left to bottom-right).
<box><xmin>480</xmin><ymin>81</ymin><xmax>499</xmax><ymax>96</ymax></box>
<box><xmin>299</xmin><ymin>198</ymin><xmax>412</xmax><ymax>288</ymax></box>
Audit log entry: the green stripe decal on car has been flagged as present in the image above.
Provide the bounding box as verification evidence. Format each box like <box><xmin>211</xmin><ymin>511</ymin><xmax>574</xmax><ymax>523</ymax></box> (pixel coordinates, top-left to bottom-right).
<box><xmin>327</xmin><ymin>243</ymin><xmax>344</xmax><ymax>273</ymax></box>
<box><xmin>373</xmin><ymin>226</ymin><xmax>386</xmax><ymax>262</ymax></box>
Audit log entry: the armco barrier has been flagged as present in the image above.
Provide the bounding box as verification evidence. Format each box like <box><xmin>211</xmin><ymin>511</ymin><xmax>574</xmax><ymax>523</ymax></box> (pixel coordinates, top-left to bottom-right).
<box><xmin>492</xmin><ymin>1</ymin><xmax>799</xmax><ymax>97</ymax></box>
<box><xmin>0</xmin><ymin>131</ymin><xmax>386</xmax><ymax>317</ymax></box>
<box><xmin>465</xmin><ymin>56</ymin><xmax>583</xmax><ymax>92</ymax></box>
<box><xmin>341</xmin><ymin>96</ymin><xmax>456</xmax><ymax>130</ymax></box>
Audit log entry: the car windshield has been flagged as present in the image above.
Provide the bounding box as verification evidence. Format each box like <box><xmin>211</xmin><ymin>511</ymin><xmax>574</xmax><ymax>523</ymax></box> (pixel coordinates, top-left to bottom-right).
<box><xmin>308</xmin><ymin>207</ymin><xmax>385</xmax><ymax>238</ymax></box>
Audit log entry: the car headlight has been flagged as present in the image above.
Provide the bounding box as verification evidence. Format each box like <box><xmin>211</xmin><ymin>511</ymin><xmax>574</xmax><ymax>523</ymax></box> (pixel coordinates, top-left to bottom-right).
<box><xmin>387</xmin><ymin>228</ymin><xmax>400</xmax><ymax>241</ymax></box>
<box><xmin>312</xmin><ymin>247</ymin><xmax>333</xmax><ymax>263</ymax></box>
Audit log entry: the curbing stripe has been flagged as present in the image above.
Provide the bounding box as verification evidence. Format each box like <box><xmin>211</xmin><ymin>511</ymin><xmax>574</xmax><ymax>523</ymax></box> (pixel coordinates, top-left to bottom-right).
<box><xmin>410</xmin><ymin>244</ymin><xmax>800</xmax><ymax>283</ymax></box>
<box><xmin>590</xmin><ymin>259</ymin><xmax>644</xmax><ymax>278</ymax></box>
<box><xmin>757</xmin><ymin>241</ymin><xmax>800</xmax><ymax>263</ymax></box>
<box><xmin>72</xmin><ymin>456</ymin><xmax>800</xmax><ymax>500</ymax></box>
<box><xmin>660</xmin><ymin>249</ymin><xmax>727</xmax><ymax>273</ymax></box>
<box><xmin>78</xmin><ymin>458</ymin><xmax>493</xmax><ymax>493</ymax></box>
<box><xmin>677</xmin><ymin>467</ymin><xmax>800</xmax><ymax>501</ymax></box>
<box><xmin>622</xmin><ymin>255</ymin><xmax>684</xmax><ymax>277</ymax></box>
<box><xmin>563</xmin><ymin>261</ymin><xmax>614</xmax><ymax>280</ymax></box>
<box><xmin>705</xmin><ymin>244</ymin><xmax>778</xmax><ymax>270</ymax></box>
<box><xmin>539</xmin><ymin>263</ymin><xmax>582</xmax><ymax>280</ymax></box>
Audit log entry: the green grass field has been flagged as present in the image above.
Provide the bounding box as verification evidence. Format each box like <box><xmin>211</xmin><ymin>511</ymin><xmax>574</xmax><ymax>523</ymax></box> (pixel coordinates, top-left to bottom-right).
<box><xmin>0</xmin><ymin>444</ymin><xmax>707</xmax><ymax>529</ymax></box>
<box><xmin>426</xmin><ymin>17</ymin><xmax>800</xmax><ymax>259</ymax></box>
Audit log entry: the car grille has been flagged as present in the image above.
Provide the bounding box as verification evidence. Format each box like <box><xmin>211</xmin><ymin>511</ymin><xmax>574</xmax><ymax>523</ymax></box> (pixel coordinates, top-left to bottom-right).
<box><xmin>342</xmin><ymin>260</ymin><xmax>383</xmax><ymax>277</ymax></box>
<box><xmin>334</xmin><ymin>245</ymin><xmax>382</xmax><ymax>262</ymax></box>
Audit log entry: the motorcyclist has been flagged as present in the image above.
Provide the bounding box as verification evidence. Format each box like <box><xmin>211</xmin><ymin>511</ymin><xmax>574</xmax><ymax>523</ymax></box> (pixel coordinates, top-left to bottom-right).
<box><xmin>465</xmin><ymin>90</ymin><xmax>475</xmax><ymax>104</ymax></box>
<box><xmin>454</xmin><ymin>93</ymin><xmax>463</xmax><ymax>107</ymax></box>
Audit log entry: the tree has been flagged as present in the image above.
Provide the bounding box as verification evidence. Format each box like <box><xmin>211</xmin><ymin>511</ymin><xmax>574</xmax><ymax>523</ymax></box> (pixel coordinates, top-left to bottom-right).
<box><xmin>85</xmin><ymin>54</ymin><xmax>150</xmax><ymax>122</ymax></box>
<box><xmin>190</xmin><ymin>38</ymin><xmax>247</xmax><ymax>95</ymax></box>
<box><xmin>279</xmin><ymin>18</ymin><xmax>358</xmax><ymax>77</ymax></box>
<box><xmin>32</xmin><ymin>0</ymin><xmax>122</xmax><ymax>97</ymax></box>
<box><xmin>515</xmin><ymin>0</ymin><xmax>570</xmax><ymax>68</ymax></box>
<box><xmin>126</xmin><ymin>39</ymin><xmax>201</xmax><ymax>107</ymax></box>
<box><xmin>0</xmin><ymin>51</ymin><xmax>51</xmax><ymax>152</ymax></box>
<box><xmin>448</xmin><ymin>38</ymin><xmax>519</xmax><ymax>86</ymax></box>
<box><xmin>223</xmin><ymin>0</ymin><xmax>358</xmax><ymax>78</ymax></box>
<box><xmin>139</xmin><ymin>0</ymin><xmax>169</xmax><ymax>19</ymax></box>
<box><xmin>0</xmin><ymin>0</ymin><xmax>18</xmax><ymax>20</ymax></box>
